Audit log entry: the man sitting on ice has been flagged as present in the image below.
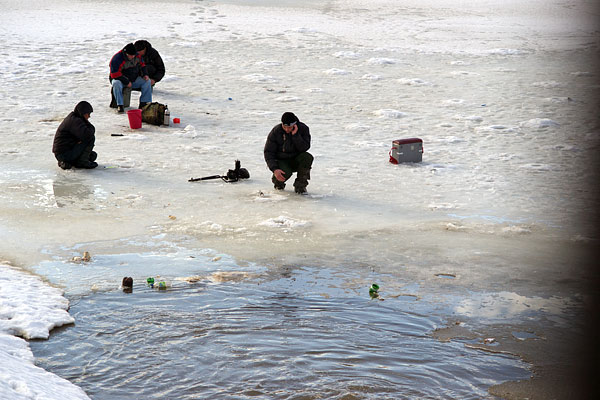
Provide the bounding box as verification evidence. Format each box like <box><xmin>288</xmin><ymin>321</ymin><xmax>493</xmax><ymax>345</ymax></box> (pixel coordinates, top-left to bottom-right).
<box><xmin>109</xmin><ymin>43</ymin><xmax>153</xmax><ymax>113</ymax></box>
<box><xmin>52</xmin><ymin>101</ymin><xmax>97</xmax><ymax>170</ymax></box>
<box><xmin>134</xmin><ymin>40</ymin><xmax>165</xmax><ymax>86</ymax></box>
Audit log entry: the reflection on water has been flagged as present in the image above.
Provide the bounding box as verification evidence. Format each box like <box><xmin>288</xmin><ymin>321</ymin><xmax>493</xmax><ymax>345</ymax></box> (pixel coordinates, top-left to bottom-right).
<box><xmin>52</xmin><ymin>178</ymin><xmax>94</xmax><ymax>208</ymax></box>
<box><xmin>30</xmin><ymin>259</ymin><xmax>530</xmax><ymax>399</ymax></box>
<box><xmin>453</xmin><ymin>291</ymin><xmax>576</xmax><ymax>326</ymax></box>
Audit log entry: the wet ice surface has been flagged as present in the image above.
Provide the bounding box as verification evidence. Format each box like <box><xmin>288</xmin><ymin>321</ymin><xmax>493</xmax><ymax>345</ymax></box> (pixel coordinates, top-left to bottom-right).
<box><xmin>1</xmin><ymin>0</ymin><xmax>599</xmax><ymax>398</ymax></box>
<box><xmin>30</xmin><ymin>249</ymin><xmax>530</xmax><ymax>400</ymax></box>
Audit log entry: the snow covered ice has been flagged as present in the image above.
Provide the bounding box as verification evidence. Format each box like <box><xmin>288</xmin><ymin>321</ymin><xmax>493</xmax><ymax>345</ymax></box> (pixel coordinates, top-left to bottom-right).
<box><xmin>0</xmin><ymin>0</ymin><xmax>599</xmax><ymax>398</ymax></box>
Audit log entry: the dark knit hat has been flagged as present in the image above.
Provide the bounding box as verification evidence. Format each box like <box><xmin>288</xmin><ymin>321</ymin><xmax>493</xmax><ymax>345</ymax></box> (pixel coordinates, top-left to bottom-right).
<box><xmin>124</xmin><ymin>43</ymin><xmax>137</xmax><ymax>55</ymax></box>
<box><xmin>281</xmin><ymin>112</ymin><xmax>298</xmax><ymax>126</ymax></box>
<box><xmin>134</xmin><ymin>40</ymin><xmax>150</xmax><ymax>51</ymax></box>
<box><xmin>74</xmin><ymin>101</ymin><xmax>93</xmax><ymax>117</ymax></box>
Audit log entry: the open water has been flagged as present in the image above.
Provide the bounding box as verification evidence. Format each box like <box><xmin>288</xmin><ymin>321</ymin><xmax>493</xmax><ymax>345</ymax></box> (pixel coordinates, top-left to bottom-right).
<box><xmin>29</xmin><ymin>249</ymin><xmax>529</xmax><ymax>399</ymax></box>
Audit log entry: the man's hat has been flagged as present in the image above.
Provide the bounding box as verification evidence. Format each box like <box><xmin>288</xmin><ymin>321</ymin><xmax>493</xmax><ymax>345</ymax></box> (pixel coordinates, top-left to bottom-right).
<box><xmin>134</xmin><ymin>40</ymin><xmax>149</xmax><ymax>51</ymax></box>
<box><xmin>281</xmin><ymin>112</ymin><xmax>298</xmax><ymax>126</ymax></box>
<box><xmin>124</xmin><ymin>43</ymin><xmax>137</xmax><ymax>55</ymax></box>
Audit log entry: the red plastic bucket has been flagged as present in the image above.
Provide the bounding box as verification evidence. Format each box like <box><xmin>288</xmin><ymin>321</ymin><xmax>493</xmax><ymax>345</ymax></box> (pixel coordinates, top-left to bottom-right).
<box><xmin>126</xmin><ymin>109</ymin><xmax>142</xmax><ymax>129</ymax></box>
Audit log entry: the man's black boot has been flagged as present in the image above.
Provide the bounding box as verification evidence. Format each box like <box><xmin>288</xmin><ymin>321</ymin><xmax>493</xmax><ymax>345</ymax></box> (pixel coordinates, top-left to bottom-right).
<box><xmin>74</xmin><ymin>144</ymin><xmax>98</xmax><ymax>169</ymax></box>
<box><xmin>294</xmin><ymin>168</ymin><xmax>311</xmax><ymax>194</ymax></box>
<box><xmin>58</xmin><ymin>161</ymin><xmax>72</xmax><ymax>170</ymax></box>
<box><xmin>117</xmin><ymin>105</ymin><xmax>125</xmax><ymax>114</ymax></box>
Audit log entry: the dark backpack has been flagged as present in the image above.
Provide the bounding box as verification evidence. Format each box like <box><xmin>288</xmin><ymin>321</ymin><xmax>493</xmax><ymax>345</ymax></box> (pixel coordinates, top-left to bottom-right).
<box><xmin>141</xmin><ymin>102</ymin><xmax>166</xmax><ymax>126</ymax></box>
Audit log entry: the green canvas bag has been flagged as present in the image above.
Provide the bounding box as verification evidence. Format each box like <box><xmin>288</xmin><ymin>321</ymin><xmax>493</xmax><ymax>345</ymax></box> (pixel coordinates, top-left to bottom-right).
<box><xmin>141</xmin><ymin>102</ymin><xmax>166</xmax><ymax>126</ymax></box>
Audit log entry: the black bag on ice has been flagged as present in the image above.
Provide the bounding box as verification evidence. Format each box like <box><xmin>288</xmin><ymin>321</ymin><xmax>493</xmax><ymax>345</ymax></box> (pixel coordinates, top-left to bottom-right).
<box><xmin>141</xmin><ymin>102</ymin><xmax>166</xmax><ymax>126</ymax></box>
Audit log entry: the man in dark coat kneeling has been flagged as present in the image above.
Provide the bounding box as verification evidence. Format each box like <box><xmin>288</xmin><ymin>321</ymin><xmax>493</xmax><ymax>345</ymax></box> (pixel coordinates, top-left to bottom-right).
<box><xmin>52</xmin><ymin>101</ymin><xmax>98</xmax><ymax>170</ymax></box>
<box><xmin>264</xmin><ymin>112</ymin><xmax>313</xmax><ymax>194</ymax></box>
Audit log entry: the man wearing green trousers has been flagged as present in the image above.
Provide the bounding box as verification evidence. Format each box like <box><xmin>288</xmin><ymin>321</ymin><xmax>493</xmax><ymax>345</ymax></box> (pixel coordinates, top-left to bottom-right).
<box><xmin>264</xmin><ymin>112</ymin><xmax>313</xmax><ymax>194</ymax></box>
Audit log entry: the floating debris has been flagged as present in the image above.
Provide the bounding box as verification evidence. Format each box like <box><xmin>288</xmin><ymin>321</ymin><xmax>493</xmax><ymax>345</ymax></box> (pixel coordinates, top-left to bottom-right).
<box><xmin>122</xmin><ymin>277</ymin><xmax>133</xmax><ymax>293</ymax></box>
<box><xmin>369</xmin><ymin>283</ymin><xmax>380</xmax><ymax>299</ymax></box>
<box><xmin>71</xmin><ymin>251</ymin><xmax>91</xmax><ymax>263</ymax></box>
<box><xmin>435</xmin><ymin>273</ymin><xmax>456</xmax><ymax>279</ymax></box>
<box><xmin>177</xmin><ymin>275</ymin><xmax>203</xmax><ymax>283</ymax></box>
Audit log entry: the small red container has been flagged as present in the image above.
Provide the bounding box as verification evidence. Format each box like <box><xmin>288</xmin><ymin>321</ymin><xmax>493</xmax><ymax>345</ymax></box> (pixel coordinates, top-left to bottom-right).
<box><xmin>126</xmin><ymin>109</ymin><xmax>142</xmax><ymax>129</ymax></box>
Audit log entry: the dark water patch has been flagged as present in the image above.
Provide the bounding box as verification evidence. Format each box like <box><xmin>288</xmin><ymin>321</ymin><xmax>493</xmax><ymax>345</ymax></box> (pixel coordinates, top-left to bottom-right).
<box><xmin>31</xmin><ymin>266</ymin><xmax>529</xmax><ymax>399</ymax></box>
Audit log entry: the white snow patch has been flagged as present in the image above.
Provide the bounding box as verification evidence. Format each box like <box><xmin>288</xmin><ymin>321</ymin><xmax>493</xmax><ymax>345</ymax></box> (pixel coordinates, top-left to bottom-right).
<box><xmin>200</xmin><ymin>221</ymin><xmax>224</xmax><ymax>232</ymax></box>
<box><xmin>169</xmin><ymin>41</ymin><xmax>200</xmax><ymax>48</ymax></box>
<box><xmin>532</xmin><ymin>80</ymin><xmax>564</xmax><ymax>88</ymax></box>
<box><xmin>333</xmin><ymin>51</ymin><xmax>360</xmax><ymax>59</ymax></box>
<box><xmin>454</xmin><ymin>115</ymin><xmax>483</xmax><ymax>123</ymax></box>
<box><xmin>243</xmin><ymin>73</ymin><xmax>278</xmax><ymax>83</ymax></box>
<box><xmin>361</xmin><ymin>73</ymin><xmax>382</xmax><ymax>80</ymax></box>
<box><xmin>485</xmin><ymin>48</ymin><xmax>529</xmax><ymax>55</ymax></box>
<box><xmin>502</xmin><ymin>225</ymin><xmax>532</xmax><ymax>234</ymax></box>
<box><xmin>475</xmin><ymin>125</ymin><xmax>519</xmax><ymax>134</ymax></box>
<box><xmin>429</xmin><ymin>203</ymin><xmax>458</xmax><ymax>210</ymax></box>
<box><xmin>0</xmin><ymin>264</ymin><xmax>74</xmax><ymax>340</ymax></box>
<box><xmin>293</xmin><ymin>27</ymin><xmax>318</xmax><ymax>34</ymax></box>
<box><xmin>324</xmin><ymin>68</ymin><xmax>351</xmax><ymax>75</ymax></box>
<box><xmin>450</xmin><ymin>70</ymin><xmax>480</xmax><ymax>76</ymax></box>
<box><xmin>367</xmin><ymin>57</ymin><xmax>397</xmax><ymax>64</ymax></box>
<box><xmin>445</xmin><ymin>222</ymin><xmax>467</xmax><ymax>231</ymax></box>
<box><xmin>173</xmin><ymin>124</ymin><xmax>201</xmax><ymax>138</ymax></box>
<box><xmin>519</xmin><ymin>118</ymin><xmax>559</xmax><ymax>129</ymax></box>
<box><xmin>443</xmin><ymin>99</ymin><xmax>465</xmax><ymax>105</ymax></box>
<box><xmin>0</xmin><ymin>263</ymin><xmax>88</xmax><ymax>399</ymax></box>
<box><xmin>373</xmin><ymin>109</ymin><xmax>408</xmax><ymax>119</ymax></box>
<box><xmin>345</xmin><ymin>123</ymin><xmax>371</xmax><ymax>132</ymax></box>
<box><xmin>259</xmin><ymin>216</ymin><xmax>310</xmax><ymax>229</ymax></box>
<box><xmin>255</xmin><ymin>60</ymin><xmax>284</xmax><ymax>67</ymax></box>
<box><xmin>275</xmin><ymin>95</ymin><xmax>302</xmax><ymax>102</ymax></box>
<box><xmin>397</xmin><ymin>78</ymin><xmax>432</xmax><ymax>86</ymax></box>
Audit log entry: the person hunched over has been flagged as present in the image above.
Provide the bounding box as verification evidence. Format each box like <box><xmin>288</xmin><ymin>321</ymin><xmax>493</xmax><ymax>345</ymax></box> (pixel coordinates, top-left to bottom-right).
<box><xmin>109</xmin><ymin>43</ymin><xmax>153</xmax><ymax>113</ymax></box>
<box><xmin>134</xmin><ymin>40</ymin><xmax>165</xmax><ymax>87</ymax></box>
<box><xmin>52</xmin><ymin>101</ymin><xmax>98</xmax><ymax>170</ymax></box>
<box><xmin>264</xmin><ymin>112</ymin><xmax>313</xmax><ymax>194</ymax></box>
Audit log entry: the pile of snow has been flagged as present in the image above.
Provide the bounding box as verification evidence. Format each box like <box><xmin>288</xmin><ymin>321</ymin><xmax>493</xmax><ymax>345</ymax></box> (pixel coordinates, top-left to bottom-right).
<box><xmin>0</xmin><ymin>262</ymin><xmax>88</xmax><ymax>399</ymax></box>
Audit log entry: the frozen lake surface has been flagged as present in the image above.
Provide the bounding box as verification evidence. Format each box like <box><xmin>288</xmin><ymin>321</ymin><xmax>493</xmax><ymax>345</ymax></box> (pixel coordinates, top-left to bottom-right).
<box><xmin>1</xmin><ymin>0</ymin><xmax>599</xmax><ymax>398</ymax></box>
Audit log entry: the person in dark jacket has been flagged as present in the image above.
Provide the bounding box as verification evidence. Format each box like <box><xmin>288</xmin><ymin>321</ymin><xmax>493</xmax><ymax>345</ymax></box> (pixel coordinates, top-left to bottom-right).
<box><xmin>52</xmin><ymin>101</ymin><xmax>97</xmax><ymax>170</ymax></box>
<box><xmin>134</xmin><ymin>40</ymin><xmax>165</xmax><ymax>86</ymax></box>
<box><xmin>264</xmin><ymin>112</ymin><xmax>313</xmax><ymax>194</ymax></box>
<box><xmin>109</xmin><ymin>43</ymin><xmax>153</xmax><ymax>113</ymax></box>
